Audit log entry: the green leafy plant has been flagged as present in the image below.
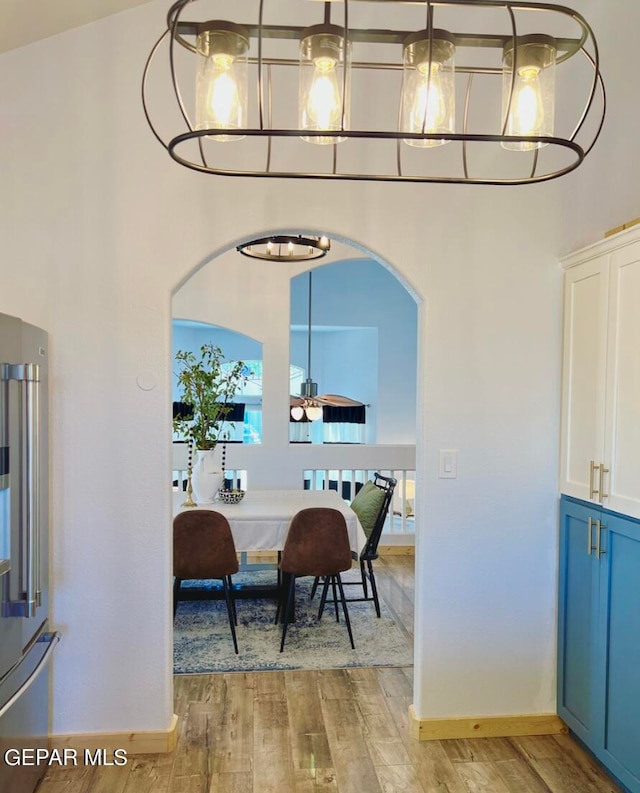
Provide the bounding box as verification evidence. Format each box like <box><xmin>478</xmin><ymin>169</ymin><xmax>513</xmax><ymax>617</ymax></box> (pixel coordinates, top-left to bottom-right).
<box><xmin>173</xmin><ymin>343</ymin><xmax>247</xmax><ymax>450</ymax></box>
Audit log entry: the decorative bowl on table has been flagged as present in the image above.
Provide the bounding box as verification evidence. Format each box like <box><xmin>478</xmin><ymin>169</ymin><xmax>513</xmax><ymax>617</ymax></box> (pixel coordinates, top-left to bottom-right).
<box><xmin>217</xmin><ymin>489</ymin><xmax>245</xmax><ymax>504</ymax></box>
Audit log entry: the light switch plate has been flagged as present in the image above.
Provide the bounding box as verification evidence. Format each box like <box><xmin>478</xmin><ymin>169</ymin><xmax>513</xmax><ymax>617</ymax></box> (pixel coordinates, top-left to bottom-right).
<box><xmin>439</xmin><ymin>449</ymin><xmax>458</xmax><ymax>478</ymax></box>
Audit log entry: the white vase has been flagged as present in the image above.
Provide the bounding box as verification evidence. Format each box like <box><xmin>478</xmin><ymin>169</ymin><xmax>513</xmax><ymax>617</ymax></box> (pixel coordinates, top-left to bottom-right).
<box><xmin>191</xmin><ymin>448</ymin><xmax>223</xmax><ymax>504</ymax></box>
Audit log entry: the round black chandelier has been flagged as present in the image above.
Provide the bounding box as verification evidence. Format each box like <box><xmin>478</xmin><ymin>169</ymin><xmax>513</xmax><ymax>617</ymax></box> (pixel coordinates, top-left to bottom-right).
<box><xmin>237</xmin><ymin>235</ymin><xmax>331</xmax><ymax>262</ymax></box>
<box><xmin>142</xmin><ymin>0</ymin><xmax>605</xmax><ymax>186</ymax></box>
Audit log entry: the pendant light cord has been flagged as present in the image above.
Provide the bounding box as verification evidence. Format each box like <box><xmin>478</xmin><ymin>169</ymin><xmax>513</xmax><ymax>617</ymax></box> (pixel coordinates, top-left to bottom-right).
<box><xmin>307</xmin><ymin>270</ymin><xmax>313</xmax><ymax>380</ymax></box>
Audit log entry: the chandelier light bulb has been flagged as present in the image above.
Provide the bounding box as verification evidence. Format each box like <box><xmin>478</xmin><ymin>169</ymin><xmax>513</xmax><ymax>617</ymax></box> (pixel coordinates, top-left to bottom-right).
<box><xmin>400</xmin><ymin>31</ymin><xmax>455</xmax><ymax>147</ymax></box>
<box><xmin>291</xmin><ymin>405</ymin><xmax>304</xmax><ymax>421</ymax></box>
<box><xmin>412</xmin><ymin>63</ymin><xmax>446</xmax><ymax>133</ymax></box>
<box><xmin>307</xmin><ymin>58</ymin><xmax>341</xmax><ymax>131</ymax></box>
<box><xmin>299</xmin><ymin>25</ymin><xmax>351</xmax><ymax>145</ymax></box>
<box><xmin>512</xmin><ymin>68</ymin><xmax>544</xmax><ymax>136</ymax></box>
<box><xmin>502</xmin><ymin>35</ymin><xmax>556</xmax><ymax>152</ymax></box>
<box><xmin>195</xmin><ymin>23</ymin><xmax>249</xmax><ymax>142</ymax></box>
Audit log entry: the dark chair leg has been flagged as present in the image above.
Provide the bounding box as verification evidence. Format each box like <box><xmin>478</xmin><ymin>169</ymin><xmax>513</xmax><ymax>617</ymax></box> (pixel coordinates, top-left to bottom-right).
<box><xmin>275</xmin><ymin>572</ymin><xmax>291</xmax><ymax>625</ymax></box>
<box><xmin>367</xmin><ymin>559</ymin><xmax>381</xmax><ymax>618</ymax></box>
<box><xmin>222</xmin><ymin>577</ymin><xmax>239</xmax><ymax>654</ymax></box>
<box><xmin>173</xmin><ymin>578</ymin><xmax>182</xmax><ymax>619</ymax></box>
<box><xmin>227</xmin><ymin>575</ymin><xmax>238</xmax><ymax>626</ymax></box>
<box><xmin>360</xmin><ymin>560</ymin><xmax>369</xmax><ymax>599</ymax></box>
<box><xmin>331</xmin><ymin>576</ymin><xmax>340</xmax><ymax>622</ymax></box>
<box><xmin>336</xmin><ymin>573</ymin><xmax>355</xmax><ymax>650</ymax></box>
<box><xmin>318</xmin><ymin>576</ymin><xmax>332</xmax><ymax>620</ymax></box>
<box><xmin>310</xmin><ymin>576</ymin><xmax>321</xmax><ymax>600</ymax></box>
<box><xmin>280</xmin><ymin>575</ymin><xmax>296</xmax><ymax>652</ymax></box>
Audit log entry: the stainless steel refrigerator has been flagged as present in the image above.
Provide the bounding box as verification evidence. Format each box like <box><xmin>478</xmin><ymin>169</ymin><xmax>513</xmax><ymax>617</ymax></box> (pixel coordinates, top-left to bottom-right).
<box><xmin>0</xmin><ymin>313</ymin><xmax>60</xmax><ymax>793</ymax></box>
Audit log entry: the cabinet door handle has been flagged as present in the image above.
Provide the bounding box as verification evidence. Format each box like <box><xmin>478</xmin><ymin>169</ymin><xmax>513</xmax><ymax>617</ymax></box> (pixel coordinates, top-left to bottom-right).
<box><xmin>587</xmin><ymin>517</ymin><xmax>593</xmax><ymax>555</ymax></box>
<box><xmin>595</xmin><ymin>519</ymin><xmax>607</xmax><ymax>559</ymax></box>
<box><xmin>589</xmin><ymin>460</ymin><xmax>600</xmax><ymax>500</ymax></box>
<box><xmin>598</xmin><ymin>464</ymin><xmax>609</xmax><ymax>504</ymax></box>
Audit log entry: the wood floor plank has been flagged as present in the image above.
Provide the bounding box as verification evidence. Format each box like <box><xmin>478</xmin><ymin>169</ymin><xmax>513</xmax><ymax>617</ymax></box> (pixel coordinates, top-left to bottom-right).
<box><xmin>407</xmin><ymin>742</ymin><xmax>471</xmax><ymax>793</ymax></box>
<box><xmin>255</xmin><ymin>671</ymin><xmax>287</xmax><ymax>703</ymax></box>
<box><xmin>209</xmin><ymin>771</ymin><xmax>253</xmax><ymax>793</ymax></box>
<box><xmin>170</xmin><ymin>703</ymin><xmax>216</xmax><ymax>786</ymax></box>
<box><xmin>122</xmin><ymin>755</ymin><xmax>173</xmax><ymax>793</ymax></box>
<box><xmin>511</xmin><ymin>736</ymin><xmax>568</xmax><ymax>761</ymax></box>
<box><xmin>374</xmin><ymin>764</ymin><xmax>426</xmax><ymax>793</ymax></box>
<box><xmin>383</xmin><ymin>693</ymin><xmax>468</xmax><ymax>793</ymax></box>
<box><xmin>375</xmin><ymin>666</ymin><xmax>413</xmax><ymax>699</ymax></box>
<box><xmin>359</xmin><ymin>710</ymin><xmax>412</xmax><ymax>767</ymax></box>
<box><xmin>253</xmin><ymin>726</ymin><xmax>296</xmax><ymax>793</ymax></box>
<box><xmin>494</xmin><ymin>759</ymin><xmax>553</xmax><ymax>793</ymax></box>
<box><xmin>252</xmin><ymin>667</ymin><xmax>295</xmax><ymax>791</ymax></box>
<box><xmin>36</xmin><ymin>765</ymin><xmax>96</xmax><ymax>793</ymax></box>
<box><xmin>321</xmin><ymin>697</ymin><xmax>383</xmax><ymax>793</ymax></box>
<box><xmin>317</xmin><ymin>670</ymin><xmax>354</xmax><ymax>701</ymax></box>
<box><xmin>80</xmin><ymin>764</ymin><xmax>130</xmax><ymax>793</ymax></box>
<box><xmin>443</xmin><ymin>737</ymin><xmax>522</xmax><ymax>763</ymax></box>
<box><xmin>528</xmin><ymin>757</ymin><xmax>614</xmax><ymax>793</ymax></box>
<box><xmin>344</xmin><ymin>667</ymin><xmax>381</xmax><ymax>700</ymax></box>
<box><xmin>454</xmin><ymin>761</ymin><xmax>513</xmax><ymax>793</ymax></box>
<box><xmin>294</xmin><ymin>767</ymin><xmax>339</xmax><ymax>791</ymax></box>
<box><xmin>285</xmin><ymin>671</ymin><xmax>333</xmax><ymax>771</ymax></box>
<box><xmin>347</xmin><ymin>669</ymin><xmax>412</xmax><ymax>768</ymax></box>
<box><xmin>550</xmin><ymin>736</ymin><xmax>624</xmax><ymax>793</ymax></box>
<box><xmin>212</xmin><ymin>678</ymin><xmax>254</xmax><ymax>775</ymax></box>
<box><xmin>168</xmin><ymin>775</ymin><xmax>208</xmax><ymax>793</ymax></box>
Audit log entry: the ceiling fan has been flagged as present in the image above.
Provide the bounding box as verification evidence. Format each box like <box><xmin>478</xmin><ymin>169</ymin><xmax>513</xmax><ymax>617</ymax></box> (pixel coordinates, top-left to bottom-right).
<box><xmin>290</xmin><ymin>270</ymin><xmax>364</xmax><ymax>422</ymax></box>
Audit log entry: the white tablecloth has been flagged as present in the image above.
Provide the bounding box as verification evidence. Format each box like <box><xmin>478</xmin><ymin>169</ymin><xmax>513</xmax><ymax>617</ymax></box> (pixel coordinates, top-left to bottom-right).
<box><xmin>173</xmin><ymin>489</ymin><xmax>367</xmax><ymax>556</ymax></box>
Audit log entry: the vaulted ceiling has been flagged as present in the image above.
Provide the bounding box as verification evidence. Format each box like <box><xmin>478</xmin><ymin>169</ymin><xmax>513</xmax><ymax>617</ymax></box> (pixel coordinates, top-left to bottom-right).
<box><xmin>0</xmin><ymin>0</ymin><xmax>153</xmax><ymax>54</ymax></box>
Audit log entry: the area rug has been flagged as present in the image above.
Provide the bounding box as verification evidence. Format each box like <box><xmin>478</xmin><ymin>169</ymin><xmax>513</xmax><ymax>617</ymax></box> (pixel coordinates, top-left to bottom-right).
<box><xmin>174</xmin><ymin>569</ymin><xmax>413</xmax><ymax>674</ymax></box>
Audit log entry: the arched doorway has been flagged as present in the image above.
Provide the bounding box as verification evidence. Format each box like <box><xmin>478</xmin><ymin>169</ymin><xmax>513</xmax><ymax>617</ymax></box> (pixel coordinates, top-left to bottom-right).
<box><xmin>169</xmin><ymin>230</ymin><xmax>423</xmax><ymax>677</ymax></box>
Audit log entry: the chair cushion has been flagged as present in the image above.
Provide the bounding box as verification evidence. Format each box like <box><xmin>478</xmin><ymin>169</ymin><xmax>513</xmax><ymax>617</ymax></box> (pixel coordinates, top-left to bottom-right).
<box><xmin>350</xmin><ymin>483</ymin><xmax>385</xmax><ymax>539</ymax></box>
<box><xmin>350</xmin><ymin>480</ymin><xmax>376</xmax><ymax>511</ymax></box>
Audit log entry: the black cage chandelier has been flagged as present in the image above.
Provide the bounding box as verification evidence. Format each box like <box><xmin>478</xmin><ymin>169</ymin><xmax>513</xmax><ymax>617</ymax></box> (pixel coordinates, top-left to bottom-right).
<box><xmin>142</xmin><ymin>0</ymin><xmax>605</xmax><ymax>185</ymax></box>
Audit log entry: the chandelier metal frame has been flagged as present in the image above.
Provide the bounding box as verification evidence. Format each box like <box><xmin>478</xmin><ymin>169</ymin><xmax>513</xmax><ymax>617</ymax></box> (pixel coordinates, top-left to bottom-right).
<box><xmin>237</xmin><ymin>235</ymin><xmax>331</xmax><ymax>262</ymax></box>
<box><xmin>142</xmin><ymin>0</ymin><xmax>606</xmax><ymax>185</ymax></box>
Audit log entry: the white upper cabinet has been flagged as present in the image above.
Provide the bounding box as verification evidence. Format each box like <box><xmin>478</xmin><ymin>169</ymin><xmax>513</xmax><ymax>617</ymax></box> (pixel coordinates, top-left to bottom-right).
<box><xmin>560</xmin><ymin>254</ymin><xmax>609</xmax><ymax>502</ymax></box>
<box><xmin>560</xmin><ymin>228</ymin><xmax>640</xmax><ymax>519</ymax></box>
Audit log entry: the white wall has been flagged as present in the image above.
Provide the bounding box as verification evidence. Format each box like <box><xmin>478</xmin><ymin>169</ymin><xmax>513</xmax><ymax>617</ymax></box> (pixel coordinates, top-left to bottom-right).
<box><xmin>174</xmin><ymin>258</ymin><xmax>417</xmax><ymax>446</ymax></box>
<box><xmin>0</xmin><ymin>0</ymin><xmax>636</xmax><ymax>736</ymax></box>
<box><xmin>171</xmin><ymin>323</ymin><xmax>263</xmax><ymax>402</ymax></box>
<box><xmin>290</xmin><ymin>261</ymin><xmax>418</xmax><ymax>443</ymax></box>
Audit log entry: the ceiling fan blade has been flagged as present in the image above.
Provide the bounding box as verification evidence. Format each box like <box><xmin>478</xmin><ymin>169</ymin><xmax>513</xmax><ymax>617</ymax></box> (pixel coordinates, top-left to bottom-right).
<box><xmin>316</xmin><ymin>394</ymin><xmax>365</xmax><ymax>407</ymax></box>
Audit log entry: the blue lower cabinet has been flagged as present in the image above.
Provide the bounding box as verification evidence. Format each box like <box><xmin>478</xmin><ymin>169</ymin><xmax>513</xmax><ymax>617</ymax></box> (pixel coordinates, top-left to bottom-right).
<box><xmin>557</xmin><ymin>499</ymin><xmax>600</xmax><ymax>744</ymax></box>
<box><xmin>559</xmin><ymin>497</ymin><xmax>640</xmax><ymax>793</ymax></box>
<box><xmin>598</xmin><ymin>514</ymin><xmax>640</xmax><ymax>792</ymax></box>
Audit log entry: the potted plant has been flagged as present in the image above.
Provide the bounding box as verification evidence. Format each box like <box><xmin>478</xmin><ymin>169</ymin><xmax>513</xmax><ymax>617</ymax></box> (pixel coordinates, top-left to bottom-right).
<box><xmin>173</xmin><ymin>343</ymin><xmax>247</xmax><ymax>502</ymax></box>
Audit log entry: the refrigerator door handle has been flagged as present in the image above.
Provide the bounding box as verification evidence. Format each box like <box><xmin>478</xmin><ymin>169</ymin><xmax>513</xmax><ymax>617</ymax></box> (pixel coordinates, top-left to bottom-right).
<box><xmin>0</xmin><ymin>365</ymin><xmax>9</xmax><ymax>492</ymax></box>
<box><xmin>0</xmin><ymin>367</ymin><xmax>10</xmax><ymax>579</ymax></box>
<box><xmin>1</xmin><ymin>363</ymin><xmax>41</xmax><ymax>617</ymax></box>
<box><xmin>0</xmin><ymin>630</ymin><xmax>60</xmax><ymax>720</ymax></box>
<box><xmin>22</xmin><ymin>364</ymin><xmax>42</xmax><ymax>614</ymax></box>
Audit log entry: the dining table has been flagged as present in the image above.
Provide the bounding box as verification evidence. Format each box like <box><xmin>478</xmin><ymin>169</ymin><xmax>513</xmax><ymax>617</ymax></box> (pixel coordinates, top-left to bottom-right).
<box><xmin>172</xmin><ymin>488</ymin><xmax>367</xmax><ymax>615</ymax></box>
<box><xmin>172</xmin><ymin>488</ymin><xmax>366</xmax><ymax>555</ymax></box>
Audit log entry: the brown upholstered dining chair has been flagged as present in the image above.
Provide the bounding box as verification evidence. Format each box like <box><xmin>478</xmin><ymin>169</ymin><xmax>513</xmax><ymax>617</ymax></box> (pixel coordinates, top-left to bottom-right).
<box><xmin>173</xmin><ymin>510</ymin><xmax>239</xmax><ymax>654</ymax></box>
<box><xmin>275</xmin><ymin>507</ymin><xmax>355</xmax><ymax>653</ymax></box>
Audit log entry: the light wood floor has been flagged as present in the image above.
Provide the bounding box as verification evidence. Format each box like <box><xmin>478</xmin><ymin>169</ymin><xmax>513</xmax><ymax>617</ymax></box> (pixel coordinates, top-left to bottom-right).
<box><xmin>38</xmin><ymin>557</ymin><xmax>622</xmax><ymax>793</ymax></box>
